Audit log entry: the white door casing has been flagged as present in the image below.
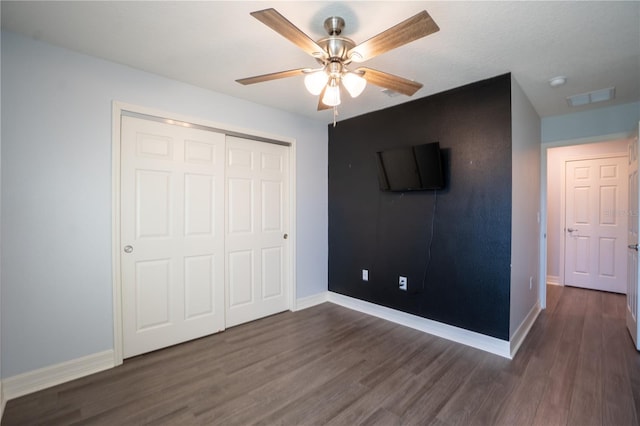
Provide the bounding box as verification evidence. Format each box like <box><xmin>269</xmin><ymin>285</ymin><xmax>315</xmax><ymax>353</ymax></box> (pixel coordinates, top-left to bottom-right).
<box><xmin>121</xmin><ymin>116</ymin><xmax>226</xmax><ymax>358</ymax></box>
<box><xmin>627</xmin><ymin>129</ymin><xmax>640</xmax><ymax>350</ymax></box>
<box><xmin>565</xmin><ymin>156</ymin><xmax>628</xmax><ymax>293</ymax></box>
<box><xmin>225</xmin><ymin>136</ymin><xmax>290</xmax><ymax>327</ymax></box>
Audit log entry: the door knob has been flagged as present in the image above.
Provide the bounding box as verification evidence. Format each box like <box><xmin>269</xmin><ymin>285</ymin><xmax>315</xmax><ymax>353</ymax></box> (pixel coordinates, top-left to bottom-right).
<box><xmin>124</xmin><ymin>245</ymin><xmax>133</xmax><ymax>253</ymax></box>
<box><xmin>283</xmin><ymin>233</ymin><xmax>288</xmax><ymax>240</ymax></box>
<box><xmin>567</xmin><ymin>228</ymin><xmax>578</xmax><ymax>233</ymax></box>
<box><xmin>628</xmin><ymin>244</ymin><xmax>639</xmax><ymax>251</ymax></box>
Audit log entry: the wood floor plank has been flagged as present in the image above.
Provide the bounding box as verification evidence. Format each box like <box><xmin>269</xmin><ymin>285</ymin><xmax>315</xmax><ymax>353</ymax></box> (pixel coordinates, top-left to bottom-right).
<box><xmin>602</xmin><ymin>315</ymin><xmax>638</xmax><ymax>425</ymax></box>
<box><xmin>359</xmin><ymin>407</ymin><xmax>401</xmax><ymax>426</ymax></box>
<box><xmin>2</xmin><ymin>286</ymin><xmax>639</xmax><ymax>426</ymax></box>
<box><xmin>495</xmin><ymin>287</ymin><xmax>586</xmax><ymax>426</ymax></box>
<box><xmin>196</xmin><ymin>347</ymin><xmax>367</xmax><ymax>424</ymax></box>
<box><xmin>381</xmin><ymin>340</ymin><xmax>461</xmax><ymax>418</ymax></box>
<box><xmin>567</xmin><ymin>289</ymin><xmax>604</xmax><ymax>426</ymax></box>
<box><xmin>325</xmin><ymin>366</ymin><xmax>415</xmax><ymax>425</ymax></box>
<box><xmin>624</xmin><ymin>325</ymin><xmax>640</xmax><ymax>423</ymax></box>
<box><xmin>401</xmin><ymin>349</ymin><xmax>485</xmax><ymax>424</ymax></box>
<box><xmin>434</xmin><ymin>352</ymin><xmax>511</xmax><ymax>426</ymax></box>
<box><xmin>532</xmin><ymin>295</ymin><xmax>586</xmax><ymax>425</ymax></box>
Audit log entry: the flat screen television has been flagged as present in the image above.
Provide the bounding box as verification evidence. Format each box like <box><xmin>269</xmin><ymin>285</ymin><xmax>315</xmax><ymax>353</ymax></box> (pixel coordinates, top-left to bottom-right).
<box><xmin>376</xmin><ymin>142</ymin><xmax>445</xmax><ymax>191</ymax></box>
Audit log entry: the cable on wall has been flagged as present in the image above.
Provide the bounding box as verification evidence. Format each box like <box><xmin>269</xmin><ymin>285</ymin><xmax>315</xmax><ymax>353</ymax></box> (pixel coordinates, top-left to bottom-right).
<box><xmin>421</xmin><ymin>189</ymin><xmax>437</xmax><ymax>290</ymax></box>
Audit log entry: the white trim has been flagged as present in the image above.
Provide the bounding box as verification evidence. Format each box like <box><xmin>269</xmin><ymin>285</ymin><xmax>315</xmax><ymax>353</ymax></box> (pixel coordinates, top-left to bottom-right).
<box><xmin>540</xmin><ymin>143</ymin><xmax>548</xmax><ymax>309</ymax></box>
<box><xmin>114</xmin><ymin>102</ymin><xmax>296</xmax><ymax>146</ymax></box>
<box><xmin>327</xmin><ymin>292</ymin><xmax>512</xmax><ymax>359</ymax></box>
<box><xmin>509</xmin><ymin>301</ymin><xmax>541</xmax><ymax>358</ymax></box>
<box><xmin>294</xmin><ymin>292</ymin><xmax>329</xmax><ymax>311</ymax></box>
<box><xmin>111</xmin><ymin>102</ymin><xmax>124</xmax><ymax>366</ymax></box>
<box><xmin>563</xmin><ymin>152</ymin><xmax>628</xmax><ymax>162</ymax></box>
<box><xmin>111</xmin><ymin>101</ymin><xmax>297</xmax><ymax>365</ymax></box>
<box><xmin>288</xmin><ymin>138</ymin><xmax>297</xmax><ymax>314</ymax></box>
<box><xmin>543</xmin><ymin>132</ymin><xmax>631</xmax><ymax>149</ymax></box>
<box><xmin>1</xmin><ymin>381</ymin><xmax>5</xmax><ymax>420</ymax></box>
<box><xmin>2</xmin><ymin>351</ymin><xmax>114</xmax><ymax>401</ymax></box>
<box><xmin>546</xmin><ymin>275</ymin><xmax>562</xmax><ymax>286</ymax></box>
<box><xmin>559</xmin><ymin>153</ymin><xmax>567</xmax><ymax>285</ymax></box>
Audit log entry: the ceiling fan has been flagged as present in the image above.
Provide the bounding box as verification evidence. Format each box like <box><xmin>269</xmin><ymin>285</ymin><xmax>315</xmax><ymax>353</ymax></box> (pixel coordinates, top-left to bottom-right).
<box><xmin>236</xmin><ymin>8</ymin><xmax>440</xmax><ymax>114</ymax></box>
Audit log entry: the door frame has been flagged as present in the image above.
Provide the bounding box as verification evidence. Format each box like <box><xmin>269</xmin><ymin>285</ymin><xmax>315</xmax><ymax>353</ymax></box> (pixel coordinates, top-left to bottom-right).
<box><xmin>111</xmin><ymin>101</ymin><xmax>297</xmax><ymax>366</ymax></box>
<box><xmin>540</xmin><ymin>132</ymin><xmax>631</xmax><ymax>310</ymax></box>
<box><xmin>559</xmin><ymin>152</ymin><xmax>628</xmax><ymax>287</ymax></box>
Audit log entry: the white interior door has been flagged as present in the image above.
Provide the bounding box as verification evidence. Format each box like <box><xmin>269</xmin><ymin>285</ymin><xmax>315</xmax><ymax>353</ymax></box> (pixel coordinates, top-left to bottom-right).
<box><xmin>565</xmin><ymin>156</ymin><xmax>628</xmax><ymax>293</ymax></box>
<box><xmin>627</xmin><ymin>130</ymin><xmax>640</xmax><ymax>350</ymax></box>
<box><xmin>121</xmin><ymin>116</ymin><xmax>225</xmax><ymax>358</ymax></box>
<box><xmin>225</xmin><ymin>136</ymin><xmax>290</xmax><ymax>327</ymax></box>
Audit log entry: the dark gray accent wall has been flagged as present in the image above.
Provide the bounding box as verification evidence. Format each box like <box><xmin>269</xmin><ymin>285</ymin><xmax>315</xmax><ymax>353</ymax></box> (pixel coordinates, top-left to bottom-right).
<box><xmin>328</xmin><ymin>74</ymin><xmax>512</xmax><ymax>340</ymax></box>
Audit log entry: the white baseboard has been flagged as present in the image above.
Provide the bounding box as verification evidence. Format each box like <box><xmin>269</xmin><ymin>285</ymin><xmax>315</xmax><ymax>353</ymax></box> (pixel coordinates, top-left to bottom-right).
<box><xmin>547</xmin><ymin>275</ymin><xmax>562</xmax><ymax>286</ymax></box>
<box><xmin>2</xmin><ymin>350</ymin><xmax>115</xmax><ymax>401</ymax></box>
<box><xmin>0</xmin><ymin>292</ymin><xmax>532</xmax><ymax>405</ymax></box>
<box><xmin>327</xmin><ymin>292</ymin><xmax>512</xmax><ymax>359</ymax></box>
<box><xmin>1</xmin><ymin>380</ymin><xmax>5</xmax><ymax>420</ymax></box>
<box><xmin>509</xmin><ymin>301</ymin><xmax>542</xmax><ymax>358</ymax></box>
<box><xmin>294</xmin><ymin>292</ymin><xmax>329</xmax><ymax>311</ymax></box>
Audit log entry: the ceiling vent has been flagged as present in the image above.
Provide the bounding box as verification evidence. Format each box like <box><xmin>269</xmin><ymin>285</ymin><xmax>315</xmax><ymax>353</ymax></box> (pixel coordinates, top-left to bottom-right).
<box><xmin>567</xmin><ymin>87</ymin><xmax>615</xmax><ymax>107</ymax></box>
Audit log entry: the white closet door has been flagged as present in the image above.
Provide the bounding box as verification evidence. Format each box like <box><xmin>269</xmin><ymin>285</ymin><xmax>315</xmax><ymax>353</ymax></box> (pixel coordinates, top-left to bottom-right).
<box><xmin>121</xmin><ymin>116</ymin><xmax>225</xmax><ymax>358</ymax></box>
<box><xmin>225</xmin><ymin>136</ymin><xmax>290</xmax><ymax>327</ymax></box>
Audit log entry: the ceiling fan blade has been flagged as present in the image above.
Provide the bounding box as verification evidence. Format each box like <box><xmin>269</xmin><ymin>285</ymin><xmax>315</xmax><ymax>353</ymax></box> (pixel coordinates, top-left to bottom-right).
<box><xmin>358</xmin><ymin>67</ymin><xmax>423</xmax><ymax>96</ymax></box>
<box><xmin>251</xmin><ymin>8</ymin><xmax>325</xmax><ymax>58</ymax></box>
<box><xmin>317</xmin><ymin>86</ymin><xmax>331</xmax><ymax>111</ymax></box>
<box><xmin>348</xmin><ymin>11</ymin><xmax>439</xmax><ymax>62</ymax></box>
<box><xmin>236</xmin><ymin>68</ymin><xmax>306</xmax><ymax>85</ymax></box>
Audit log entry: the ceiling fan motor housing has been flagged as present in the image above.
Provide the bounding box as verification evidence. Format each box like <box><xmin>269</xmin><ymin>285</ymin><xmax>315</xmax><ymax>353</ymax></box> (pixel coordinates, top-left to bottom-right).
<box><xmin>318</xmin><ymin>36</ymin><xmax>356</xmax><ymax>63</ymax></box>
<box><xmin>316</xmin><ymin>16</ymin><xmax>356</xmax><ymax>64</ymax></box>
<box><xmin>324</xmin><ymin>16</ymin><xmax>345</xmax><ymax>35</ymax></box>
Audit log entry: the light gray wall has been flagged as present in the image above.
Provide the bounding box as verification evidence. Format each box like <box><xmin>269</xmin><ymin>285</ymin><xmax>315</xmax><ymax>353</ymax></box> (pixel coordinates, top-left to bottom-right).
<box><xmin>510</xmin><ymin>77</ymin><xmax>541</xmax><ymax>336</ymax></box>
<box><xmin>542</xmin><ymin>101</ymin><xmax>640</xmax><ymax>143</ymax></box>
<box><xmin>546</xmin><ymin>139</ymin><xmax>629</xmax><ymax>281</ymax></box>
<box><xmin>1</xmin><ymin>31</ymin><xmax>328</xmax><ymax>378</ymax></box>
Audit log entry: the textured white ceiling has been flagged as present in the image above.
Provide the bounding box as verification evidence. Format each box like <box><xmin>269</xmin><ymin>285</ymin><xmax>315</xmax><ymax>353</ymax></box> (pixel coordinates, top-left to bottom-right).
<box><xmin>2</xmin><ymin>1</ymin><xmax>639</xmax><ymax>123</ymax></box>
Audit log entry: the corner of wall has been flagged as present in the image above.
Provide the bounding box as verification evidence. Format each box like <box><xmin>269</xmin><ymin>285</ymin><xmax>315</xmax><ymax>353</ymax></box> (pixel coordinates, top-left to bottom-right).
<box><xmin>509</xmin><ymin>300</ymin><xmax>541</xmax><ymax>358</ymax></box>
<box><xmin>2</xmin><ymin>350</ymin><xmax>114</xmax><ymax>403</ymax></box>
<box><xmin>0</xmin><ymin>382</ymin><xmax>5</xmax><ymax>421</ymax></box>
<box><xmin>295</xmin><ymin>292</ymin><xmax>329</xmax><ymax>311</ymax></box>
<box><xmin>510</xmin><ymin>76</ymin><xmax>542</xmax><ymax>338</ymax></box>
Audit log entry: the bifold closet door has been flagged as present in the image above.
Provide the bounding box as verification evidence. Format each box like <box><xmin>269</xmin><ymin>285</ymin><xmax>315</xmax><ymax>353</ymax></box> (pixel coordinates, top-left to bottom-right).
<box><xmin>121</xmin><ymin>116</ymin><xmax>225</xmax><ymax>358</ymax></box>
<box><xmin>225</xmin><ymin>136</ymin><xmax>290</xmax><ymax>327</ymax></box>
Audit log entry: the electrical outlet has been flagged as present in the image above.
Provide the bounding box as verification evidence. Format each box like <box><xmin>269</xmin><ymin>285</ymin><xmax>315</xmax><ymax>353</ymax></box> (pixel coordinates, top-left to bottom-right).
<box><xmin>362</xmin><ymin>269</ymin><xmax>369</xmax><ymax>281</ymax></box>
<box><xmin>399</xmin><ymin>276</ymin><xmax>408</xmax><ymax>291</ymax></box>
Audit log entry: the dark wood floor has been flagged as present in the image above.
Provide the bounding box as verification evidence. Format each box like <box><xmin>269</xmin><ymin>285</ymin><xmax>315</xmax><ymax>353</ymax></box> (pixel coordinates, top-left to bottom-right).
<box><xmin>3</xmin><ymin>285</ymin><xmax>640</xmax><ymax>425</ymax></box>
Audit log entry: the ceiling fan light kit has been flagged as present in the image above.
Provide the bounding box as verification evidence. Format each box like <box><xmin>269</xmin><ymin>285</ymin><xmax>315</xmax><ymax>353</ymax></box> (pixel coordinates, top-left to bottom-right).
<box><xmin>342</xmin><ymin>71</ymin><xmax>367</xmax><ymax>98</ymax></box>
<box><xmin>236</xmin><ymin>8</ymin><xmax>439</xmax><ymax>124</ymax></box>
<box><xmin>322</xmin><ymin>80</ymin><xmax>341</xmax><ymax>107</ymax></box>
<box><xmin>303</xmin><ymin>70</ymin><xmax>329</xmax><ymax>95</ymax></box>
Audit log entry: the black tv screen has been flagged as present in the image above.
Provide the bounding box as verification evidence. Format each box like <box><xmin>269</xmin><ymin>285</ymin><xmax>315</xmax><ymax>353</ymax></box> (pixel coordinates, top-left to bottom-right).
<box><xmin>376</xmin><ymin>142</ymin><xmax>445</xmax><ymax>191</ymax></box>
